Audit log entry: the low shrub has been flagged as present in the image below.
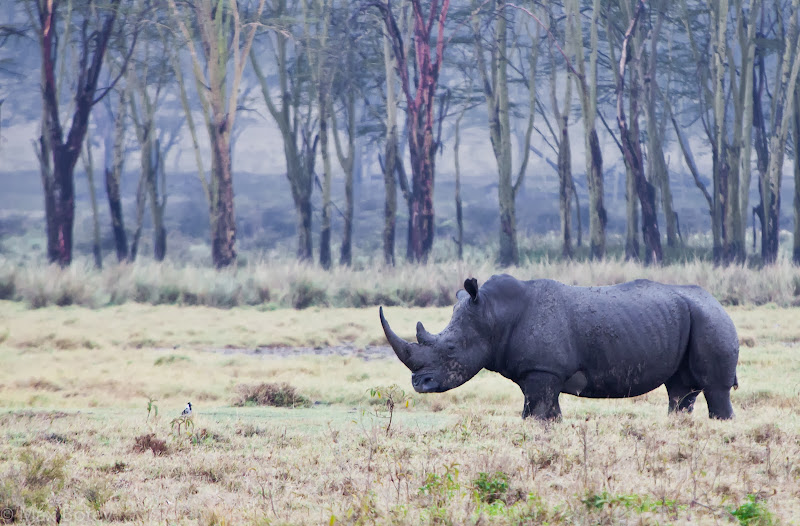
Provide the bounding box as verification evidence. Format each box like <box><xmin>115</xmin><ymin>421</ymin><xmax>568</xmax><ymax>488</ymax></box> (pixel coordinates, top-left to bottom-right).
<box><xmin>472</xmin><ymin>471</ymin><xmax>510</xmax><ymax>504</ymax></box>
<box><xmin>132</xmin><ymin>434</ymin><xmax>169</xmax><ymax>456</ymax></box>
<box><xmin>0</xmin><ymin>269</ymin><xmax>16</xmax><ymax>300</ymax></box>
<box><xmin>727</xmin><ymin>494</ymin><xmax>774</xmax><ymax>526</ymax></box>
<box><xmin>233</xmin><ymin>382</ymin><xmax>311</xmax><ymax>408</ymax></box>
<box><xmin>289</xmin><ymin>279</ymin><xmax>327</xmax><ymax>309</ymax></box>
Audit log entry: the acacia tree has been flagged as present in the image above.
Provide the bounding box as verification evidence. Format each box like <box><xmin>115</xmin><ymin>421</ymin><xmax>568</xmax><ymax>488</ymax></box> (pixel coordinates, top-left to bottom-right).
<box><xmin>603</xmin><ymin>4</ymin><xmax>639</xmax><ymax>260</ymax></box>
<box><xmin>80</xmin><ymin>123</ymin><xmax>103</xmax><ymax>268</ymax></box>
<box><xmin>566</xmin><ymin>0</ymin><xmax>606</xmax><ymax>259</ymax></box>
<box><xmin>731</xmin><ymin>0</ymin><xmax>758</xmax><ymax>263</ymax></box>
<box><xmin>541</xmin><ymin>5</ymin><xmax>576</xmax><ymax>259</ymax></box>
<box><xmin>753</xmin><ymin>0</ymin><xmax>800</xmax><ymax>264</ymax></box>
<box><xmin>794</xmin><ymin>83</ymin><xmax>800</xmax><ymax>264</ymax></box>
<box><xmin>168</xmin><ymin>0</ymin><xmax>264</xmax><ymax>268</ymax></box>
<box><xmin>375</xmin><ymin>0</ymin><xmax>450</xmax><ymax>262</ymax></box>
<box><xmin>98</xmin><ymin>87</ymin><xmax>130</xmax><ymax>262</ymax></box>
<box><xmin>32</xmin><ymin>0</ymin><xmax>131</xmax><ymax>266</ymax></box>
<box><xmin>251</xmin><ymin>0</ymin><xmax>320</xmax><ymax>262</ymax></box>
<box><xmin>473</xmin><ymin>0</ymin><xmax>538</xmax><ymax>266</ymax></box>
<box><xmin>331</xmin><ymin>36</ymin><xmax>358</xmax><ymax>267</ymax></box>
<box><xmin>638</xmin><ymin>0</ymin><xmax>677</xmax><ymax>250</ymax></box>
<box><xmin>126</xmin><ymin>25</ymin><xmax>177</xmax><ymax>262</ymax></box>
<box><xmin>381</xmin><ymin>20</ymin><xmax>402</xmax><ymax>265</ymax></box>
<box><xmin>308</xmin><ymin>0</ymin><xmax>336</xmax><ymax>269</ymax></box>
<box><xmin>616</xmin><ymin>0</ymin><xmax>662</xmax><ymax>264</ymax></box>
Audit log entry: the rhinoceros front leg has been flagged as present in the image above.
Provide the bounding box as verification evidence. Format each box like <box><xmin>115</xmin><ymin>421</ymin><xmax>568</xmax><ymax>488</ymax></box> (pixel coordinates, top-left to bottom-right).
<box><xmin>518</xmin><ymin>372</ymin><xmax>563</xmax><ymax>420</ymax></box>
<box><xmin>665</xmin><ymin>373</ymin><xmax>700</xmax><ymax>414</ymax></box>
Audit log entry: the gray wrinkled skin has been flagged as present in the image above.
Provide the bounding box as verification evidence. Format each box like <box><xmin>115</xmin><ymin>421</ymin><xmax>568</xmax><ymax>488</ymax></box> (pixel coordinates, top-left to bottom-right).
<box><xmin>380</xmin><ymin>274</ymin><xmax>739</xmax><ymax>420</ymax></box>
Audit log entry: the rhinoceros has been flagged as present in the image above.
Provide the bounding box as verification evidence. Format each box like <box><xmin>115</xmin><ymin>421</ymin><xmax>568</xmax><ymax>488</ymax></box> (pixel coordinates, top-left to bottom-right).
<box><xmin>379</xmin><ymin>274</ymin><xmax>739</xmax><ymax>420</ymax></box>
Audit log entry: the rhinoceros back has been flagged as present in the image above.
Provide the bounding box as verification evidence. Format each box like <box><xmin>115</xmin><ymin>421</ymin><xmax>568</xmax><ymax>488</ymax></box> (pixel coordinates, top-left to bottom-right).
<box><xmin>558</xmin><ymin>279</ymin><xmax>695</xmax><ymax>398</ymax></box>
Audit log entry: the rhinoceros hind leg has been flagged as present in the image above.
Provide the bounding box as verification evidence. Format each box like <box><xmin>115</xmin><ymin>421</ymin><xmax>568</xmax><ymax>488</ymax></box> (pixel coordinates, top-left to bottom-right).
<box><xmin>665</xmin><ymin>373</ymin><xmax>700</xmax><ymax>414</ymax></box>
<box><xmin>519</xmin><ymin>372</ymin><xmax>562</xmax><ymax>420</ymax></box>
<box><xmin>704</xmin><ymin>388</ymin><xmax>734</xmax><ymax>419</ymax></box>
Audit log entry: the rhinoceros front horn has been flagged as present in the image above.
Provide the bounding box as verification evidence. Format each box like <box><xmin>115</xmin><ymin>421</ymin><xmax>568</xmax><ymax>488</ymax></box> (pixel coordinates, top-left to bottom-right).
<box><xmin>380</xmin><ymin>307</ymin><xmax>421</xmax><ymax>370</ymax></box>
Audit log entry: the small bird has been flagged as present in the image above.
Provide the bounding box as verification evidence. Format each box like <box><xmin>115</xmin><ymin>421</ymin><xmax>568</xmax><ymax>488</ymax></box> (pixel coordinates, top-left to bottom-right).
<box><xmin>181</xmin><ymin>402</ymin><xmax>192</xmax><ymax>418</ymax></box>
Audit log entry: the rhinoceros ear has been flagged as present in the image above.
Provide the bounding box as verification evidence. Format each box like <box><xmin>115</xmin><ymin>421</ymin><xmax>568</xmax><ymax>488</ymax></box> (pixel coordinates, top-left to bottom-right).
<box><xmin>464</xmin><ymin>278</ymin><xmax>479</xmax><ymax>303</ymax></box>
<box><xmin>456</xmin><ymin>289</ymin><xmax>470</xmax><ymax>302</ymax></box>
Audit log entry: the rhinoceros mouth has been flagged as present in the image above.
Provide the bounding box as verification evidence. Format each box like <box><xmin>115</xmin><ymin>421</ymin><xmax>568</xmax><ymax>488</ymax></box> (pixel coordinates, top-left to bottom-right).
<box><xmin>412</xmin><ymin>373</ymin><xmax>441</xmax><ymax>393</ymax></box>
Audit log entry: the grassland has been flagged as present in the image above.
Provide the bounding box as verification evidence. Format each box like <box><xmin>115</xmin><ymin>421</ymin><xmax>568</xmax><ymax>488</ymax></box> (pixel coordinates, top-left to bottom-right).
<box><xmin>1</xmin><ymin>299</ymin><xmax>799</xmax><ymax>525</ymax></box>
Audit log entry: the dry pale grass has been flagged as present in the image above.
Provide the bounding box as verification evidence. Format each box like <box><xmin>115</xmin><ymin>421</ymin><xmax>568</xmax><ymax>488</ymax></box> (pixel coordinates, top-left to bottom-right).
<box><xmin>2</xmin><ymin>255</ymin><xmax>800</xmax><ymax>309</ymax></box>
<box><xmin>0</xmin><ymin>302</ymin><xmax>799</xmax><ymax>524</ymax></box>
<box><xmin>0</xmin><ymin>392</ymin><xmax>797</xmax><ymax>524</ymax></box>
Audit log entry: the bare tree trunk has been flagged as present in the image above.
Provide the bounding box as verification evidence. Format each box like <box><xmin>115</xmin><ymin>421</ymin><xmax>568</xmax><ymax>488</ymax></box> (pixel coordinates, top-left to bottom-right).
<box><xmin>734</xmin><ymin>0</ymin><xmax>758</xmax><ymax>263</ymax></box>
<box><xmin>794</xmin><ymin>85</ymin><xmax>800</xmax><ymax>265</ymax></box>
<box><xmin>36</xmin><ymin>113</ymin><xmax>58</xmax><ymax>264</ymax></box>
<box><xmin>753</xmin><ymin>58</ymin><xmax>769</xmax><ymax>259</ymax></box>
<box><xmin>146</xmin><ymin>142</ymin><xmax>166</xmax><ymax>261</ymax></box>
<box><xmin>129</xmin><ymin>171</ymin><xmax>146</xmax><ymax>261</ymax></box>
<box><xmin>335</xmin><ymin>93</ymin><xmax>356</xmax><ymax>268</ymax></box>
<box><xmin>383</xmin><ymin>138</ymin><xmax>398</xmax><ymax>266</ymax></box>
<box><xmin>453</xmin><ymin>102</ymin><xmax>466</xmax><ymax>261</ymax></box>
<box><xmin>558</xmin><ymin>125</ymin><xmax>573</xmax><ymax>259</ymax></box>
<box><xmin>340</xmin><ymin>155</ymin><xmax>354</xmax><ymax>267</ymax></box>
<box><xmin>209</xmin><ymin>124</ymin><xmax>236</xmax><ymax>268</ymax></box>
<box><xmin>319</xmin><ymin>90</ymin><xmax>333</xmax><ymax>270</ymax></box>
<box><xmin>616</xmin><ymin>0</ymin><xmax>662</xmax><ymax>265</ymax></box>
<box><xmin>586</xmin><ymin>129</ymin><xmax>605</xmax><ymax>257</ymax></box>
<box><xmin>103</xmin><ymin>95</ymin><xmax>129</xmax><ymax>262</ymax></box>
<box><xmin>81</xmin><ymin>134</ymin><xmax>102</xmax><ymax>269</ymax></box>
<box><xmin>292</xmin><ymin>153</ymin><xmax>316</xmax><ymax>262</ymax></box>
<box><xmin>624</xmin><ymin>163</ymin><xmax>639</xmax><ymax>260</ymax></box>
<box><xmin>382</xmin><ymin>30</ymin><xmax>398</xmax><ymax>266</ymax></box>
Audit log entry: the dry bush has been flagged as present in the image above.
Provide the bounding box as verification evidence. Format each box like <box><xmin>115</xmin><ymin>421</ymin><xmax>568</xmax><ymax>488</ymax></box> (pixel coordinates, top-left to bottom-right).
<box><xmin>232</xmin><ymin>382</ymin><xmax>311</xmax><ymax>408</ymax></box>
<box><xmin>132</xmin><ymin>433</ymin><xmax>169</xmax><ymax>456</ymax></box>
<box><xmin>17</xmin><ymin>378</ymin><xmax>62</xmax><ymax>392</ymax></box>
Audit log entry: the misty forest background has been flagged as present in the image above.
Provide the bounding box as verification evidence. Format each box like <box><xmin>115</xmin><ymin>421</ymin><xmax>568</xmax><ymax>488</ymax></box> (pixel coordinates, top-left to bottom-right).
<box><xmin>2</xmin><ymin>0</ymin><xmax>800</xmax><ymax>273</ymax></box>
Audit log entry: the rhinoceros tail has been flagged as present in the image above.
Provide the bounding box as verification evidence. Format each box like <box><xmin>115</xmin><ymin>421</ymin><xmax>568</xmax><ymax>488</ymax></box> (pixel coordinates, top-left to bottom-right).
<box><xmin>733</xmin><ymin>373</ymin><xmax>738</xmax><ymax>390</ymax></box>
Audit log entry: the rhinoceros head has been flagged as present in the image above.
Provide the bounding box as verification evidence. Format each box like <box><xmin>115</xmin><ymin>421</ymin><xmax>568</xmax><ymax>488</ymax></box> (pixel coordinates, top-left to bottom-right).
<box><xmin>379</xmin><ymin>278</ymin><xmax>492</xmax><ymax>393</ymax></box>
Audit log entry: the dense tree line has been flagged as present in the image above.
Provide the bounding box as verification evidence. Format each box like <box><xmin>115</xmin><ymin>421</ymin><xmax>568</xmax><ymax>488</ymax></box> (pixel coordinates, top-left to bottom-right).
<box><xmin>4</xmin><ymin>0</ymin><xmax>800</xmax><ymax>268</ymax></box>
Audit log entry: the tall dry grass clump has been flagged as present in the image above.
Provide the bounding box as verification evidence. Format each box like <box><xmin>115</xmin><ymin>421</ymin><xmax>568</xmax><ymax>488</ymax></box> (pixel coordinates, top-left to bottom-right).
<box><xmin>1</xmin><ymin>254</ymin><xmax>799</xmax><ymax>309</ymax></box>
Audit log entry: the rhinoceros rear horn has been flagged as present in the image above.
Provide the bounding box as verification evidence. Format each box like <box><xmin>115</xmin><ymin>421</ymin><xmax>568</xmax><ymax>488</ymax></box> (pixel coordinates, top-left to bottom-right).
<box><xmin>380</xmin><ymin>307</ymin><xmax>421</xmax><ymax>370</ymax></box>
<box><xmin>416</xmin><ymin>321</ymin><xmax>435</xmax><ymax>345</ymax></box>
<box><xmin>464</xmin><ymin>278</ymin><xmax>479</xmax><ymax>303</ymax></box>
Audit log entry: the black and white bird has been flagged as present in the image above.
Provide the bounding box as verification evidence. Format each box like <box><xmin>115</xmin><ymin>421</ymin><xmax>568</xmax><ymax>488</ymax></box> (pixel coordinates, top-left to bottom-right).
<box><xmin>181</xmin><ymin>402</ymin><xmax>192</xmax><ymax>418</ymax></box>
